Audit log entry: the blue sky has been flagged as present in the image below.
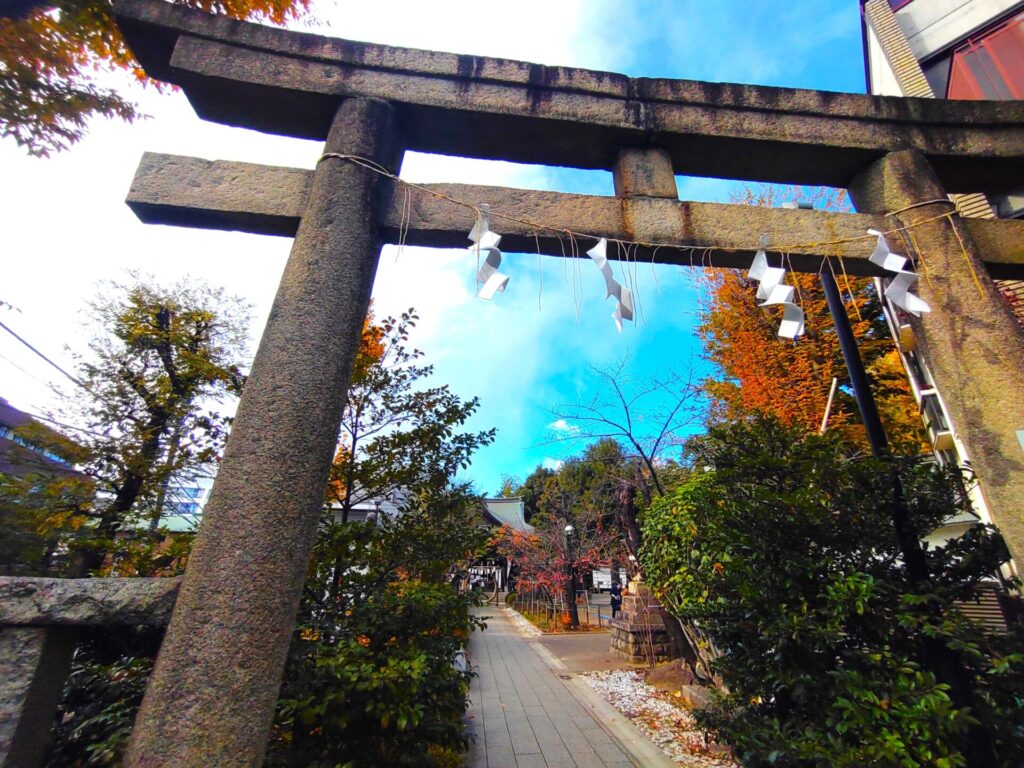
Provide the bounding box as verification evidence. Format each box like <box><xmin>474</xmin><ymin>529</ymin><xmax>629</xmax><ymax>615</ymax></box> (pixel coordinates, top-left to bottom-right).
<box><xmin>0</xmin><ymin>1</ymin><xmax>867</xmax><ymax>496</ymax></box>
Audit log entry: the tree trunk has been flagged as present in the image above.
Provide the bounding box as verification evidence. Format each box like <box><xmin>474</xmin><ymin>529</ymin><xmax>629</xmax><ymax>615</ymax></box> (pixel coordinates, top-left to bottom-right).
<box><xmin>616</xmin><ymin>481</ymin><xmax>642</xmax><ymax>558</ymax></box>
<box><xmin>76</xmin><ymin>410</ymin><xmax>171</xmax><ymax>575</ymax></box>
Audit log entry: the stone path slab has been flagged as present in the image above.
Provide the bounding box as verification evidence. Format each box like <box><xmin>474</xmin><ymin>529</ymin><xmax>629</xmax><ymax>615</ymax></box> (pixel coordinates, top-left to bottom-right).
<box><xmin>465</xmin><ymin>607</ymin><xmax>673</xmax><ymax>768</ymax></box>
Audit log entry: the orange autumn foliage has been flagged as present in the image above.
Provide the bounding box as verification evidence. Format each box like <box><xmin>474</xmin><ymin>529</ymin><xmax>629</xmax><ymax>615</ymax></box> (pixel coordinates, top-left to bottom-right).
<box><xmin>699</xmin><ymin>268</ymin><xmax>859</xmax><ymax>434</ymax></box>
<box><xmin>2</xmin><ymin>0</ymin><xmax>312</xmax><ymax>156</ymax></box>
<box><xmin>697</xmin><ymin>188</ymin><xmax>927</xmax><ymax>454</ymax></box>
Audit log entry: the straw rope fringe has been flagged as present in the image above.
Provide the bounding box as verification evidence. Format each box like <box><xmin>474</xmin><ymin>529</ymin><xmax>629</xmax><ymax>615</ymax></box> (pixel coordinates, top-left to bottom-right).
<box><xmin>319</xmin><ymin>153</ymin><xmax>986</xmax><ymax>298</ymax></box>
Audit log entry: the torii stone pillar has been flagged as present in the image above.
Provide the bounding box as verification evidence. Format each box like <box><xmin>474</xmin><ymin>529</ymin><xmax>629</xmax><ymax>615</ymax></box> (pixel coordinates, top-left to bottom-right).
<box><xmin>848</xmin><ymin>149</ymin><xmax>1024</xmax><ymax>567</ymax></box>
<box><xmin>124</xmin><ymin>98</ymin><xmax>401</xmax><ymax>767</ymax></box>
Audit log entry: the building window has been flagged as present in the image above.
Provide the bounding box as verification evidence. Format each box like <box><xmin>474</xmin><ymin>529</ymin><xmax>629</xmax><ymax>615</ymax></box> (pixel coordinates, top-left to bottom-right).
<box><xmin>948</xmin><ymin>12</ymin><xmax>1024</xmax><ymax>100</ymax></box>
<box><xmin>905</xmin><ymin>350</ymin><xmax>931</xmax><ymax>393</ymax></box>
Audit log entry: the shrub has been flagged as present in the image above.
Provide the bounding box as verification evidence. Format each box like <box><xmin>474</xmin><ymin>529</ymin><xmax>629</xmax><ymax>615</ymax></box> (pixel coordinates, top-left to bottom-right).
<box><xmin>273</xmin><ymin>579</ymin><xmax>478</xmax><ymax>767</ymax></box>
<box><xmin>46</xmin><ymin>628</ymin><xmax>161</xmax><ymax>767</ymax></box>
<box><xmin>641</xmin><ymin>418</ymin><xmax>1024</xmax><ymax>767</ymax></box>
<box><xmin>269</xmin><ymin>487</ymin><xmax>488</xmax><ymax>767</ymax></box>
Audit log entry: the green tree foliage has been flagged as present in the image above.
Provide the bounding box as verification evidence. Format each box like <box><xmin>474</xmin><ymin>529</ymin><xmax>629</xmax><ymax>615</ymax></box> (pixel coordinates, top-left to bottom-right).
<box><xmin>0</xmin><ymin>277</ymin><xmax>247</xmax><ymax>576</ymax></box>
<box><xmin>45</xmin><ymin>628</ymin><xmax>161</xmax><ymax>768</ymax></box>
<box><xmin>641</xmin><ymin>418</ymin><xmax>1024</xmax><ymax>767</ymax></box>
<box><xmin>328</xmin><ymin>310</ymin><xmax>495</xmax><ymax>523</ymax></box>
<box><xmin>32</xmin><ymin>278</ymin><xmax>246</xmax><ymax>764</ymax></box>
<box><xmin>267</xmin><ymin>309</ymin><xmax>494</xmax><ymax>766</ymax></box>
<box><xmin>67</xmin><ymin>277</ymin><xmax>248</xmax><ymax>573</ymax></box>
<box><xmin>45</xmin><ymin>303</ymin><xmax>491</xmax><ymax>765</ymax></box>
<box><xmin>542</xmin><ymin>361</ymin><xmax>701</xmax><ymax>562</ymax></box>
<box><xmin>0</xmin><ymin>420</ymin><xmax>93</xmax><ymax>574</ymax></box>
<box><xmin>532</xmin><ymin>439</ymin><xmax>640</xmax><ymax>556</ymax></box>
<box><xmin>502</xmin><ymin>440</ymin><xmax>634</xmax><ymax>627</ymax></box>
<box><xmin>1</xmin><ymin>0</ymin><xmax>311</xmax><ymax>156</ymax></box>
<box><xmin>271</xmin><ymin>486</ymin><xmax>488</xmax><ymax>767</ymax></box>
<box><xmin>514</xmin><ymin>465</ymin><xmax>553</xmax><ymax>523</ymax></box>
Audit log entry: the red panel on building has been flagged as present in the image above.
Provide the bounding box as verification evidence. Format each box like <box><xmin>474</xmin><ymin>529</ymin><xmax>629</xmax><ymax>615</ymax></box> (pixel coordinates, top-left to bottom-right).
<box><xmin>948</xmin><ymin>12</ymin><xmax>1024</xmax><ymax>99</ymax></box>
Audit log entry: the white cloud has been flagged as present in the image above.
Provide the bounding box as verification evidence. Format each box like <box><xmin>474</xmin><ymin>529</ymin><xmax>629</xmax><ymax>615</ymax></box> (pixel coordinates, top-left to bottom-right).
<box><xmin>0</xmin><ymin>0</ymin><xmax>592</xmax><ymax>414</ymax></box>
<box><xmin>541</xmin><ymin>457</ymin><xmax>565</xmax><ymax>471</ymax></box>
<box><xmin>547</xmin><ymin>418</ymin><xmax>579</xmax><ymax>435</ymax></box>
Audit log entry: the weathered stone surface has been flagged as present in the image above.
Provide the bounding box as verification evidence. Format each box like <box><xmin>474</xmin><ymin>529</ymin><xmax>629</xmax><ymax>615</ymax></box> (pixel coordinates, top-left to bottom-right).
<box><xmin>0</xmin><ymin>627</ymin><xmax>74</xmax><ymax>768</ymax></box>
<box><xmin>849</xmin><ymin>149</ymin><xmax>1024</xmax><ymax>569</ymax></box>
<box><xmin>113</xmin><ymin>0</ymin><xmax>1024</xmax><ymax>192</ymax></box>
<box><xmin>126</xmin><ymin>153</ymin><xmax>1024</xmax><ymax>280</ymax></box>
<box><xmin>127</xmin><ymin>153</ymin><xmax>311</xmax><ymax>237</ymax></box>
<box><xmin>613</xmin><ymin>147</ymin><xmax>678</xmax><ymax>199</ymax></box>
<box><xmin>609</xmin><ymin>582</ymin><xmax>680</xmax><ymax>663</ymax></box>
<box><xmin>0</xmin><ymin>577</ymin><xmax>180</xmax><ymax>627</ymax></box>
<box><xmin>609</xmin><ymin>622</ymin><xmax>675</xmax><ymax>664</ymax></box>
<box><xmin>124</xmin><ymin>99</ymin><xmax>402</xmax><ymax>768</ymax></box>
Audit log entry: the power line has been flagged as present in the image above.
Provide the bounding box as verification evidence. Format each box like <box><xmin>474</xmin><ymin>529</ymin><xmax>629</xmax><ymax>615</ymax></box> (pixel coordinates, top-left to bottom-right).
<box><xmin>0</xmin><ymin>351</ymin><xmax>56</xmax><ymax>391</ymax></box>
<box><xmin>0</xmin><ymin>319</ymin><xmax>84</xmax><ymax>390</ymax></box>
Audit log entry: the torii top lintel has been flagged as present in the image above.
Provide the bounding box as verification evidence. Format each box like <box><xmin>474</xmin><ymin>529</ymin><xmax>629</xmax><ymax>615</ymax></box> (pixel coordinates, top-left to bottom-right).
<box><xmin>115</xmin><ymin>0</ymin><xmax>1024</xmax><ymax>194</ymax></box>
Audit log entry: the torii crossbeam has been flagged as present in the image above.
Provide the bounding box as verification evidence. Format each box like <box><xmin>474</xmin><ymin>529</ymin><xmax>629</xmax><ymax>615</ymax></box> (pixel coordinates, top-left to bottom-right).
<box><xmin>102</xmin><ymin>1</ymin><xmax>1024</xmax><ymax>764</ymax></box>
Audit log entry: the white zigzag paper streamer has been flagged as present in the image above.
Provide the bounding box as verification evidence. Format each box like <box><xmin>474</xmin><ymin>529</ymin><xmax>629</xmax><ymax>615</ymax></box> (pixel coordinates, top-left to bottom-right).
<box><xmin>586</xmin><ymin>238</ymin><xmax>634</xmax><ymax>332</ymax></box>
<box><xmin>747</xmin><ymin>234</ymin><xmax>805</xmax><ymax>339</ymax></box>
<box><xmin>467</xmin><ymin>204</ymin><xmax>509</xmax><ymax>300</ymax></box>
<box><xmin>866</xmin><ymin>229</ymin><xmax>930</xmax><ymax>317</ymax></box>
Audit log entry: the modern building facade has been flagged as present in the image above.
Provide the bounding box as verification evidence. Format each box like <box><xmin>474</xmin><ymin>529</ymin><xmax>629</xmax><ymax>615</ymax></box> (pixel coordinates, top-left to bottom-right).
<box><xmin>160</xmin><ymin>474</ymin><xmax>215</xmax><ymax>532</ymax></box>
<box><xmin>0</xmin><ymin>396</ymin><xmax>78</xmax><ymax>477</ymax></box>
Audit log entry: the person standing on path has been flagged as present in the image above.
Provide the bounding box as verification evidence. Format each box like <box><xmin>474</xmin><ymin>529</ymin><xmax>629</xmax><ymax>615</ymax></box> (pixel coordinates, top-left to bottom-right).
<box><xmin>610</xmin><ymin>582</ymin><xmax>622</xmax><ymax>618</ymax></box>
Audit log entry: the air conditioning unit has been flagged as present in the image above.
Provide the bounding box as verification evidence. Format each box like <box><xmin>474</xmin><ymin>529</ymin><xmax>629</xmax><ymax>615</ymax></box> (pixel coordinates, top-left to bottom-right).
<box><xmin>920</xmin><ymin>393</ymin><xmax>954</xmax><ymax>452</ymax></box>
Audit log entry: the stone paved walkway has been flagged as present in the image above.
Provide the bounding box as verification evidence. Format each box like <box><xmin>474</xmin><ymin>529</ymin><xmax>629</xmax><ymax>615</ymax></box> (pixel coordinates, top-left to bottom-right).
<box><xmin>464</xmin><ymin>608</ymin><xmax>638</xmax><ymax>768</ymax></box>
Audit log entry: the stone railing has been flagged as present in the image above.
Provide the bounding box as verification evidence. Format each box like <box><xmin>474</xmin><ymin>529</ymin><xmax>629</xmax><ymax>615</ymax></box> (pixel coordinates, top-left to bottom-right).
<box><xmin>0</xmin><ymin>577</ymin><xmax>179</xmax><ymax>768</ymax></box>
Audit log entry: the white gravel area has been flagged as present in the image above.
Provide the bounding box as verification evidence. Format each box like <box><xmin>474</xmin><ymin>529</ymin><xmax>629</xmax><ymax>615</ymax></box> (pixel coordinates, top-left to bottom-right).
<box><xmin>579</xmin><ymin>670</ymin><xmax>735</xmax><ymax>767</ymax></box>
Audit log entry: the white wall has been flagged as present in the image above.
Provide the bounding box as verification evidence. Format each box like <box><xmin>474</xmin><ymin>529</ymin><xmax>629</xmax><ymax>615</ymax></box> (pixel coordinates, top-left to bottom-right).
<box><xmin>866</xmin><ymin>25</ymin><xmax>908</xmax><ymax>95</ymax></box>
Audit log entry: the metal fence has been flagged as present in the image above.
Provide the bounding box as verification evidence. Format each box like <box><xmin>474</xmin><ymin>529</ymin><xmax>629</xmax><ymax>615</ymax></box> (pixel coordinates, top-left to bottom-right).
<box><xmin>507</xmin><ymin>589</ymin><xmax>611</xmax><ymax>628</ymax></box>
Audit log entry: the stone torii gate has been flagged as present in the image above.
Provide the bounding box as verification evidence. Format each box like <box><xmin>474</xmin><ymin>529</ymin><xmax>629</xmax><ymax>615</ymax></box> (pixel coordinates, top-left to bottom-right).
<box><xmin>105</xmin><ymin>0</ymin><xmax>1024</xmax><ymax>763</ymax></box>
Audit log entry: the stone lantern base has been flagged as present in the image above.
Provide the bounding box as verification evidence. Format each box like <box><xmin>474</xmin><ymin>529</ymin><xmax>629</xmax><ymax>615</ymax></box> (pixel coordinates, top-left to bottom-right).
<box><xmin>608</xmin><ymin>580</ymin><xmax>678</xmax><ymax>663</ymax></box>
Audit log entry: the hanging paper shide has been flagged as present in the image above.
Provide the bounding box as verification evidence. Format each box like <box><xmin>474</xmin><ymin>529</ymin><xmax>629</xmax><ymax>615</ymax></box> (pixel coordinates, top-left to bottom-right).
<box><xmin>867</xmin><ymin>229</ymin><xmax>930</xmax><ymax>317</ymax></box>
<box><xmin>748</xmin><ymin>234</ymin><xmax>805</xmax><ymax>339</ymax></box>
<box><xmin>467</xmin><ymin>204</ymin><xmax>509</xmax><ymax>300</ymax></box>
<box><xmin>586</xmin><ymin>238</ymin><xmax>634</xmax><ymax>333</ymax></box>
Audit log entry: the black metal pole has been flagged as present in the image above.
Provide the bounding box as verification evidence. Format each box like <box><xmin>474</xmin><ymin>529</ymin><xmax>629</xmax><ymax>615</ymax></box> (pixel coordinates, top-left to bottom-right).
<box><xmin>820</xmin><ymin>270</ymin><xmax>932</xmax><ymax>583</ymax></box>
<box><xmin>820</xmin><ymin>270</ymin><xmax>888</xmax><ymax>457</ymax></box>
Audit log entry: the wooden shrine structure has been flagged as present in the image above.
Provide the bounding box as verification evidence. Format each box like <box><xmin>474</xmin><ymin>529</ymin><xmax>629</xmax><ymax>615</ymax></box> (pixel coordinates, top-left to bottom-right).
<box><xmin>3</xmin><ymin>0</ymin><xmax>1024</xmax><ymax>764</ymax></box>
